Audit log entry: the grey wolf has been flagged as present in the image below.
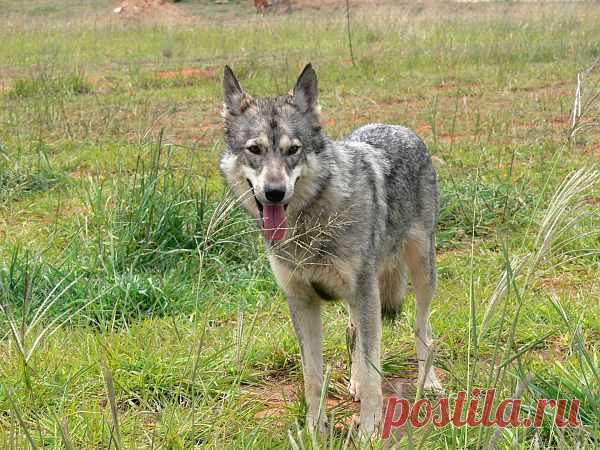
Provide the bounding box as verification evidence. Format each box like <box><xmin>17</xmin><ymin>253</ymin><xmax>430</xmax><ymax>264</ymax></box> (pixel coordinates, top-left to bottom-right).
<box><xmin>220</xmin><ymin>63</ymin><xmax>442</xmax><ymax>438</ymax></box>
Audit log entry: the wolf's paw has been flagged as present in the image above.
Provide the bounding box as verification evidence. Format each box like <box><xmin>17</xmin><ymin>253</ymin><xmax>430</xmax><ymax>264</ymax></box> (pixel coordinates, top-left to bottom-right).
<box><xmin>307</xmin><ymin>412</ymin><xmax>329</xmax><ymax>437</ymax></box>
<box><xmin>421</xmin><ymin>371</ymin><xmax>444</xmax><ymax>393</ymax></box>
<box><xmin>348</xmin><ymin>376</ymin><xmax>361</xmax><ymax>401</ymax></box>
<box><xmin>356</xmin><ymin>409</ymin><xmax>382</xmax><ymax>441</ymax></box>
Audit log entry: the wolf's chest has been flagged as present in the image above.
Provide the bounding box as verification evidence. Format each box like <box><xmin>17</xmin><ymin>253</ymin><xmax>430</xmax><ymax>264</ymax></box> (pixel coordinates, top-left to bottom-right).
<box><xmin>298</xmin><ymin>257</ymin><xmax>357</xmax><ymax>302</ymax></box>
<box><xmin>274</xmin><ymin>210</ymin><xmax>350</xmax><ymax>264</ymax></box>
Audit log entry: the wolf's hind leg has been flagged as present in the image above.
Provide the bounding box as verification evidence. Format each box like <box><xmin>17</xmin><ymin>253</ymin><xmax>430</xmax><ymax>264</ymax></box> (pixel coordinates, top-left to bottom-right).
<box><xmin>379</xmin><ymin>257</ymin><xmax>408</xmax><ymax>317</ymax></box>
<box><xmin>405</xmin><ymin>226</ymin><xmax>443</xmax><ymax>391</ymax></box>
<box><xmin>347</xmin><ymin>276</ymin><xmax>383</xmax><ymax>438</ymax></box>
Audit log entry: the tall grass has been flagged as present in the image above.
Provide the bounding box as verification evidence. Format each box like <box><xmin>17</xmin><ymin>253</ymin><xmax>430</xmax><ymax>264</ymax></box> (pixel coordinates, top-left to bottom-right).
<box><xmin>8</xmin><ymin>69</ymin><xmax>90</xmax><ymax>99</ymax></box>
<box><xmin>1</xmin><ymin>135</ymin><xmax>262</xmax><ymax>328</ymax></box>
<box><xmin>0</xmin><ymin>135</ymin><xmax>272</xmax><ymax>447</ymax></box>
<box><xmin>519</xmin><ymin>294</ymin><xmax>600</xmax><ymax>446</ymax></box>
<box><xmin>0</xmin><ymin>143</ymin><xmax>63</xmax><ymax>204</ymax></box>
<box><xmin>437</xmin><ymin>179</ymin><xmax>533</xmax><ymax>248</ymax></box>
<box><xmin>465</xmin><ymin>167</ymin><xmax>600</xmax><ymax>449</ymax></box>
<box><xmin>480</xmin><ymin>168</ymin><xmax>600</xmax><ymax>337</ymax></box>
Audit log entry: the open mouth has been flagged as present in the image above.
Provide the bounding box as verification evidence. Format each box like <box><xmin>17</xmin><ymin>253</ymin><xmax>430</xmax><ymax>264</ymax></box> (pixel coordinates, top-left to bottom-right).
<box><xmin>247</xmin><ymin>180</ymin><xmax>289</xmax><ymax>242</ymax></box>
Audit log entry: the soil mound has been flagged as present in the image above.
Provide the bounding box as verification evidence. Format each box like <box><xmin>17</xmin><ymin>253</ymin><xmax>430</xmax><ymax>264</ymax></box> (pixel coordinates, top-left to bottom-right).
<box><xmin>112</xmin><ymin>0</ymin><xmax>188</xmax><ymax>23</ymax></box>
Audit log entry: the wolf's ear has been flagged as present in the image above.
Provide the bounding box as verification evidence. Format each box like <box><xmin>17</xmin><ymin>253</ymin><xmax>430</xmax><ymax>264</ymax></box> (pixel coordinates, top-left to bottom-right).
<box><xmin>293</xmin><ymin>63</ymin><xmax>319</xmax><ymax>114</ymax></box>
<box><xmin>223</xmin><ymin>65</ymin><xmax>251</xmax><ymax>115</ymax></box>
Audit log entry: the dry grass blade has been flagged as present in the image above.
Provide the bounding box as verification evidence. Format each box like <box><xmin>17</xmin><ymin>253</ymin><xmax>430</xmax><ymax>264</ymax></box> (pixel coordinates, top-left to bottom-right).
<box><xmin>5</xmin><ymin>387</ymin><xmax>39</xmax><ymax>450</ymax></box>
<box><xmin>288</xmin><ymin>430</ymin><xmax>302</xmax><ymax>450</ymax></box>
<box><xmin>270</xmin><ymin>210</ymin><xmax>356</xmax><ymax>272</ymax></box>
<box><xmin>480</xmin><ymin>168</ymin><xmax>600</xmax><ymax>338</ymax></box>
<box><xmin>0</xmin><ymin>302</ymin><xmax>28</xmax><ymax>359</ymax></box>
<box><xmin>0</xmin><ymin>272</ymin><xmax>87</xmax><ymax>364</ymax></box>
<box><xmin>24</xmin><ymin>291</ymin><xmax>103</xmax><ymax>363</ymax></box>
<box><xmin>479</xmin><ymin>254</ymin><xmax>528</xmax><ymax>338</ymax></box>
<box><xmin>527</xmin><ymin>168</ymin><xmax>599</xmax><ymax>283</ymax></box>
<box><xmin>101</xmin><ymin>358</ymin><xmax>123</xmax><ymax>450</ymax></box>
<box><xmin>58</xmin><ymin>417</ymin><xmax>75</xmax><ymax>450</ymax></box>
<box><xmin>27</xmin><ymin>273</ymin><xmax>79</xmax><ymax>334</ymax></box>
<box><xmin>195</xmin><ymin>187</ymin><xmax>257</xmax><ymax>278</ymax></box>
<box><xmin>569</xmin><ymin>59</ymin><xmax>600</xmax><ymax>141</ymax></box>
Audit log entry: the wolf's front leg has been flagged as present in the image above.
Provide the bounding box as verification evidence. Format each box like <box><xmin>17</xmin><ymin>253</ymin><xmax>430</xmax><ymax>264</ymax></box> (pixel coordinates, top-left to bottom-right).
<box><xmin>269</xmin><ymin>256</ymin><xmax>327</xmax><ymax>433</ymax></box>
<box><xmin>287</xmin><ymin>295</ymin><xmax>327</xmax><ymax>434</ymax></box>
<box><xmin>348</xmin><ymin>279</ymin><xmax>383</xmax><ymax>439</ymax></box>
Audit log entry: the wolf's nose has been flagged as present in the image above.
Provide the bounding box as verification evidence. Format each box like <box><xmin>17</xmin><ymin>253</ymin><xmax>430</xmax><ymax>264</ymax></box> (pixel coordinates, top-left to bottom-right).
<box><xmin>265</xmin><ymin>187</ymin><xmax>286</xmax><ymax>203</ymax></box>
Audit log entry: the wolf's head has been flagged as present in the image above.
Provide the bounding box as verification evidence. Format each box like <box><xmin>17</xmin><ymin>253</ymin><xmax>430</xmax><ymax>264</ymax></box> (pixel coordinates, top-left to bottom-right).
<box><xmin>220</xmin><ymin>63</ymin><xmax>327</xmax><ymax>242</ymax></box>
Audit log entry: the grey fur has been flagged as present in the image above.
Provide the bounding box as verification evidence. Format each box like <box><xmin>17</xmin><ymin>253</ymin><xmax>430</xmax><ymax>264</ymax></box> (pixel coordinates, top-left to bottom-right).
<box><xmin>220</xmin><ymin>64</ymin><xmax>442</xmax><ymax>438</ymax></box>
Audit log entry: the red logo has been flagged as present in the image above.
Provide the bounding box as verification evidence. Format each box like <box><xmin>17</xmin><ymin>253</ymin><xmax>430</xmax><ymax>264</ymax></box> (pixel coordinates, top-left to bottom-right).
<box><xmin>382</xmin><ymin>389</ymin><xmax>581</xmax><ymax>439</ymax></box>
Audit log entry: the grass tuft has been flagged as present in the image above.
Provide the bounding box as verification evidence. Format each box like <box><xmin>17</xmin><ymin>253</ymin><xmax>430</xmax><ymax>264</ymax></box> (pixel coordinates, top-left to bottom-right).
<box><xmin>438</xmin><ymin>178</ymin><xmax>534</xmax><ymax>248</ymax></box>
<box><xmin>0</xmin><ymin>145</ymin><xmax>63</xmax><ymax>204</ymax></box>
<box><xmin>8</xmin><ymin>69</ymin><xmax>91</xmax><ymax>99</ymax></box>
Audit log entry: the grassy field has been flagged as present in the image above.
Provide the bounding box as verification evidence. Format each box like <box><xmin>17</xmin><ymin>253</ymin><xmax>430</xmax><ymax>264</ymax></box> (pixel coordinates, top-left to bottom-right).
<box><xmin>1</xmin><ymin>0</ymin><xmax>599</xmax><ymax>448</ymax></box>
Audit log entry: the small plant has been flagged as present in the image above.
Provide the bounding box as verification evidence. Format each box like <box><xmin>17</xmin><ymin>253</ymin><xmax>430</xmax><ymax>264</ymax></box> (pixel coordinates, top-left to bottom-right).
<box><xmin>0</xmin><ymin>249</ymin><xmax>86</xmax><ymax>368</ymax></box>
<box><xmin>9</xmin><ymin>69</ymin><xmax>91</xmax><ymax>99</ymax></box>
<box><xmin>0</xmin><ymin>145</ymin><xmax>63</xmax><ymax>204</ymax></box>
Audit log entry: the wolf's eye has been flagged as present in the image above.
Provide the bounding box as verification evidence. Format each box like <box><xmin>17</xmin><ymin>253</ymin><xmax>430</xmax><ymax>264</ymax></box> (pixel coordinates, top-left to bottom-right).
<box><xmin>246</xmin><ymin>144</ymin><xmax>261</xmax><ymax>155</ymax></box>
<box><xmin>288</xmin><ymin>144</ymin><xmax>301</xmax><ymax>156</ymax></box>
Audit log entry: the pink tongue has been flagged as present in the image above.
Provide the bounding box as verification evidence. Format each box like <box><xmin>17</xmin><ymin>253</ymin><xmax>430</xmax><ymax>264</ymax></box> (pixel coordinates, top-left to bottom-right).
<box><xmin>262</xmin><ymin>204</ymin><xmax>288</xmax><ymax>241</ymax></box>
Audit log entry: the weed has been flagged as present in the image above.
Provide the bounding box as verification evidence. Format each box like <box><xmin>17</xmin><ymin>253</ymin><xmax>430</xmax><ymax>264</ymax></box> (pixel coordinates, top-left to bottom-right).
<box><xmin>438</xmin><ymin>178</ymin><xmax>534</xmax><ymax>248</ymax></box>
<box><xmin>0</xmin><ymin>145</ymin><xmax>63</xmax><ymax>204</ymax></box>
<box><xmin>9</xmin><ymin>70</ymin><xmax>91</xmax><ymax>99</ymax></box>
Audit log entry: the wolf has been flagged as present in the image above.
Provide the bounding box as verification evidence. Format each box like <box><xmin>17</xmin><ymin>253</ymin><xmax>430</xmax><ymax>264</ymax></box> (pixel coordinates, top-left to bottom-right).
<box><xmin>220</xmin><ymin>63</ymin><xmax>442</xmax><ymax>438</ymax></box>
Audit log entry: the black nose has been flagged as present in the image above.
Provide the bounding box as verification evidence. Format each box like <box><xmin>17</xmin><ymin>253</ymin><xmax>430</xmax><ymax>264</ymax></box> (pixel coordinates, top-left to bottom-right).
<box><xmin>264</xmin><ymin>187</ymin><xmax>286</xmax><ymax>203</ymax></box>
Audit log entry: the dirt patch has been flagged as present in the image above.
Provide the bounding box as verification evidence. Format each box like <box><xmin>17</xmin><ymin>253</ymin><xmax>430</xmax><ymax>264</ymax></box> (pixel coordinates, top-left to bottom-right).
<box><xmin>111</xmin><ymin>0</ymin><xmax>188</xmax><ymax>23</ymax></box>
<box><xmin>550</xmin><ymin>116</ymin><xmax>569</xmax><ymax>127</ymax></box>
<box><xmin>584</xmin><ymin>196</ymin><xmax>600</xmax><ymax>206</ymax></box>
<box><xmin>585</xmin><ymin>143</ymin><xmax>600</xmax><ymax>156</ymax></box>
<box><xmin>417</xmin><ymin>123</ymin><xmax>432</xmax><ymax>135</ymax></box>
<box><xmin>243</xmin><ymin>371</ymin><xmax>440</xmax><ymax>433</ymax></box>
<box><xmin>537</xmin><ymin>276</ymin><xmax>577</xmax><ymax>293</ymax></box>
<box><xmin>292</xmin><ymin>0</ymin><xmax>388</xmax><ymax>10</ymax></box>
<box><xmin>158</xmin><ymin>67</ymin><xmax>217</xmax><ymax>80</ymax></box>
<box><xmin>535</xmin><ymin>334</ymin><xmax>571</xmax><ymax>364</ymax></box>
<box><xmin>435</xmin><ymin>81</ymin><xmax>481</xmax><ymax>93</ymax></box>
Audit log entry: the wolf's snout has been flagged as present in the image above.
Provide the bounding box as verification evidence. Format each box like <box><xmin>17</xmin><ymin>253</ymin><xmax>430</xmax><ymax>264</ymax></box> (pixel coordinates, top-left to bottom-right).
<box><xmin>264</xmin><ymin>186</ymin><xmax>286</xmax><ymax>203</ymax></box>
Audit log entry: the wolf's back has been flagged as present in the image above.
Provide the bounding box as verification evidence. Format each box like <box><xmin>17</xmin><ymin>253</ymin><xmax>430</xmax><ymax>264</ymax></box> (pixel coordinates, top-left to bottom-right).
<box><xmin>344</xmin><ymin>123</ymin><xmax>438</xmax><ymax>232</ymax></box>
<box><xmin>345</xmin><ymin>123</ymin><xmax>430</xmax><ymax>167</ymax></box>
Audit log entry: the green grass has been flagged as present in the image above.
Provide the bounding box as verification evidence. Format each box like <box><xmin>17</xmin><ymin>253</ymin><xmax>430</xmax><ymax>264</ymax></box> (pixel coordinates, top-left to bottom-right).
<box><xmin>1</xmin><ymin>1</ymin><xmax>600</xmax><ymax>448</ymax></box>
<box><xmin>0</xmin><ymin>147</ymin><xmax>64</xmax><ymax>204</ymax></box>
<box><xmin>8</xmin><ymin>69</ymin><xmax>91</xmax><ymax>99</ymax></box>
